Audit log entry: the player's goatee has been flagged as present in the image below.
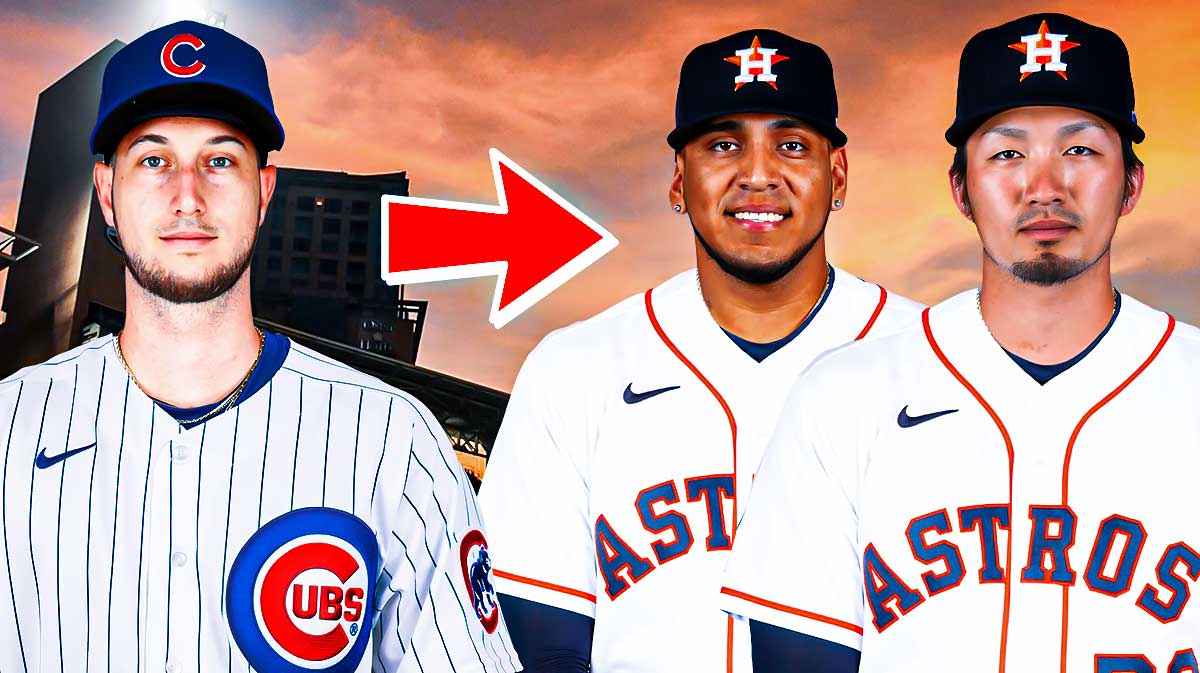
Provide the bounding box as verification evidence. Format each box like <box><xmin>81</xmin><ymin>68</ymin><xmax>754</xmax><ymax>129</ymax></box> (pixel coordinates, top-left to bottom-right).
<box><xmin>998</xmin><ymin>204</ymin><xmax>1102</xmax><ymax>286</ymax></box>
<box><xmin>691</xmin><ymin>218</ymin><xmax>827</xmax><ymax>285</ymax></box>
<box><xmin>1010</xmin><ymin>253</ymin><xmax>1096</xmax><ymax>286</ymax></box>
<box><xmin>114</xmin><ymin>215</ymin><xmax>256</xmax><ymax>304</ymax></box>
<box><xmin>985</xmin><ymin>240</ymin><xmax>1110</xmax><ymax>287</ymax></box>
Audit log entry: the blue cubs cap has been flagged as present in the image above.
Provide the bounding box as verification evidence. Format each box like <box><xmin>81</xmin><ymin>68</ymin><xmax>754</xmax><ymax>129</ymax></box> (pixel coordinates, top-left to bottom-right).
<box><xmin>668</xmin><ymin>29</ymin><xmax>846</xmax><ymax>151</ymax></box>
<box><xmin>946</xmin><ymin>13</ymin><xmax>1143</xmax><ymax>146</ymax></box>
<box><xmin>90</xmin><ymin>20</ymin><xmax>285</xmax><ymax>163</ymax></box>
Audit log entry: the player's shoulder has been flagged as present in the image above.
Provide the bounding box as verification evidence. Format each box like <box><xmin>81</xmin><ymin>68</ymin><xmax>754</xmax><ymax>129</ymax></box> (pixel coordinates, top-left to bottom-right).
<box><xmin>521</xmin><ymin>269</ymin><xmax>694</xmax><ymax>371</ymax></box>
<box><xmin>1169</xmin><ymin>317</ymin><xmax>1200</xmax><ymax>348</ymax></box>
<box><xmin>828</xmin><ymin>266</ymin><xmax>924</xmax><ymax>336</ymax></box>
<box><xmin>803</xmin><ymin>298</ymin><xmax>931</xmax><ymax>385</ymax></box>
<box><xmin>1144</xmin><ymin>296</ymin><xmax>1200</xmax><ymax>345</ymax></box>
<box><xmin>1123</xmin><ymin>294</ymin><xmax>1200</xmax><ymax>357</ymax></box>
<box><xmin>280</xmin><ymin>340</ymin><xmax>439</xmax><ymax>427</ymax></box>
<box><xmin>877</xmin><ymin>285</ymin><xmax>924</xmax><ymax>320</ymax></box>
<box><xmin>0</xmin><ymin>335</ymin><xmax>116</xmax><ymax>394</ymax></box>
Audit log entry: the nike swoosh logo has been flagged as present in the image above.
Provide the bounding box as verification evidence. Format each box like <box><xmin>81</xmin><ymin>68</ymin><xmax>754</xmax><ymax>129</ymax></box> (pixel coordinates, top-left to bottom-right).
<box><xmin>35</xmin><ymin>443</ymin><xmax>96</xmax><ymax>469</ymax></box>
<box><xmin>623</xmin><ymin>384</ymin><xmax>680</xmax><ymax>404</ymax></box>
<box><xmin>897</xmin><ymin>405</ymin><xmax>958</xmax><ymax>428</ymax></box>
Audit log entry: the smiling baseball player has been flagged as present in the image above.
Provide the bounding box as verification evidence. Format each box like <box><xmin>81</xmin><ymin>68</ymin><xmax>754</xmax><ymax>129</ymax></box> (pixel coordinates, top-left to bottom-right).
<box><xmin>478</xmin><ymin>29</ymin><xmax>920</xmax><ymax>672</ymax></box>
<box><xmin>0</xmin><ymin>21</ymin><xmax>517</xmax><ymax>673</ymax></box>
<box><xmin>721</xmin><ymin>13</ymin><xmax>1200</xmax><ymax>673</ymax></box>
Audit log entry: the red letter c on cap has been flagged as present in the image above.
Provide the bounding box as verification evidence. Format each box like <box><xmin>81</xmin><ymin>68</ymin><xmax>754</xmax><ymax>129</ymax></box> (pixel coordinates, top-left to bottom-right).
<box><xmin>161</xmin><ymin>33</ymin><xmax>206</xmax><ymax>78</ymax></box>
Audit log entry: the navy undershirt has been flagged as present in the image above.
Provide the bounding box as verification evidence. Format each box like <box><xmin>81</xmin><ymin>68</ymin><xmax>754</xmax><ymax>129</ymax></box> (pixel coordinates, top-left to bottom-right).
<box><xmin>498</xmin><ymin>593</ymin><xmax>592</xmax><ymax>673</ymax></box>
<box><xmin>722</xmin><ymin>266</ymin><xmax>836</xmax><ymax>363</ymax></box>
<box><xmin>155</xmin><ymin>330</ymin><xmax>290</xmax><ymax>424</ymax></box>
<box><xmin>751</xmin><ymin>620</ymin><xmax>860</xmax><ymax>673</ymax></box>
<box><xmin>1003</xmin><ymin>293</ymin><xmax>1121</xmax><ymax>385</ymax></box>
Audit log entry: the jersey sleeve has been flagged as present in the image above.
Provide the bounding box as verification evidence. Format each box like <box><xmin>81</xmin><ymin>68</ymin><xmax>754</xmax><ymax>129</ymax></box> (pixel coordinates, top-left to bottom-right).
<box><xmin>477</xmin><ymin>333</ymin><xmax>599</xmax><ymax>618</ymax></box>
<box><xmin>719</xmin><ymin>370</ymin><xmax>866</xmax><ymax>652</ymax></box>
<box><xmin>374</xmin><ymin>400</ymin><xmax>522</xmax><ymax>673</ymax></box>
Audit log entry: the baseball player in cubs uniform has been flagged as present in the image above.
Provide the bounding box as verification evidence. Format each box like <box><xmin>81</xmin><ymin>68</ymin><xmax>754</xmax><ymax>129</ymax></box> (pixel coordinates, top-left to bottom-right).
<box><xmin>479</xmin><ymin>30</ymin><xmax>920</xmax><ymax>672</ymax></box>
<box><xmin>0</xmin><ymin>21</ymin><xmax>518</xmax><ymax>673</ymax></box>
<box><xmin>721</xmin><ymin>14</ymin><xmax>1199</xmax><ymax>673</ymax></box>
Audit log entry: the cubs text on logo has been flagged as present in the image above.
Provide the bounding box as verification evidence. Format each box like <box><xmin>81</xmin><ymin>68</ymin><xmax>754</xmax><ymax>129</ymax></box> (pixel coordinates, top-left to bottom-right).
<box><xmin>1008</xmin><ymin>19</ymin><xmax>1080</xmax><ymax>82</ymax></box>
<box><xmin>724</xmin><ymin>35</ymin><xmax>789</xmax><ymax>91</ymax></box>
<box><xmin>161</xmin><ymin>32</ymin><xmax>206</xmax><ymax>78</ymax></box>
<box><xmin>227</xmin><ymin>508</ymin><xmax>380</xmax><ymax>673</ymax></box>
<box><xmin>460</xmin><ymin>529</ymin><xmax>501</xmax><ymax>634</ymax></box>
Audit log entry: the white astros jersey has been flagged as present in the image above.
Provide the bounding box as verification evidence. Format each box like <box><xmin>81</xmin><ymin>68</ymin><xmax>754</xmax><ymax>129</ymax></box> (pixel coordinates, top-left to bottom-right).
<box><xmin>721</xmin><ymin>290</ymin><xmax>1200</xmax><ymax>673</ymax></box>
<box><xmin>478</xmin><ymin>267</ymin><xmax>921</xmax><ymax>672</ymax></box>
<box><xmin>0</xmin><ymin>334</ymin><xmax>520</xmax><ymax>673</ymax></box>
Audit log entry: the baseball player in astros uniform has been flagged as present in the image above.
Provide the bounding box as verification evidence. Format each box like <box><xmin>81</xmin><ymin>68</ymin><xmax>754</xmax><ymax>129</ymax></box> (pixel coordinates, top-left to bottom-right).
<box><xmin>0</xmin><ymin>21</ymin><xmax>518</xmax><ymax>673</ymax></box>
<box><xmin>721</xmin><ymin>13</ymin><xmax>1200</xmax><ymax>673</ymax></box>
<box><xmin>478</xmin><ymin>30</ymin><xmax>920</xmax><ymax>672</ymax></box>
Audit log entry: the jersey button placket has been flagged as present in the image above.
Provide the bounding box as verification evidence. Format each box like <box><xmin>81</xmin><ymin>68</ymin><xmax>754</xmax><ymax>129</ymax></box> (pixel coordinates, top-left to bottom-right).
<box><xmin>167</xmin><ymin>426</ymin><xmax>204</xmax><ymax>669</ymax></box>
<box><xmin>136</xmin><ymin>430</ymin><xmax>173</xmax><ymax>669</ymax></box>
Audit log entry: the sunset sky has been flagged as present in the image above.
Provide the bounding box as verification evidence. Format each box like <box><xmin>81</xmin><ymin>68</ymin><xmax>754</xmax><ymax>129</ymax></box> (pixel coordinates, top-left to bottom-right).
<box><xmin>1</xmin><ymin>0</ymin><xmax>1197</xmax><ymax>391</ymax></box>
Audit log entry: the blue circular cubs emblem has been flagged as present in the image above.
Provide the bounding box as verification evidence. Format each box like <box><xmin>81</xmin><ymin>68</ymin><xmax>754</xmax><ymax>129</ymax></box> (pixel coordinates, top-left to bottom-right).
<box><xmin>460</xmin><ymin>529</ymin><xmax>500</xmax><ymax>633</ymax></box>
<box><xmin>226</xmin><ymin>508</ymin><xmax>380</xmax><ymax>672</ymax></box>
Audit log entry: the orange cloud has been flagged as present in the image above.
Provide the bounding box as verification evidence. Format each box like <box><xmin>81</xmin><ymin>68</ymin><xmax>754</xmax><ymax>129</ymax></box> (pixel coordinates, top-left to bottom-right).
<box><xmin>0</xmin><ymin>12</ymin><xmax>106</xmax><ymax>142</ymax></box>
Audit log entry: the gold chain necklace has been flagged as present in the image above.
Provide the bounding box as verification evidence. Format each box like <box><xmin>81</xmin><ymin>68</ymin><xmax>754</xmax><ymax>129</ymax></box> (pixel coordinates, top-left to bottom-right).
<box><xmin>697</xmin><ymin>264</ymin><xmax>834</xmax><ymax>327</ymax></box>
<box><xmin>113</xmin><ymin>328</ymin><xmax>265</xmax><ymax>427</ymax></box>
<box><xmin>804</xmin><ymin>265</ymin><xmax>834</xmax><ymax>326</ymax></box>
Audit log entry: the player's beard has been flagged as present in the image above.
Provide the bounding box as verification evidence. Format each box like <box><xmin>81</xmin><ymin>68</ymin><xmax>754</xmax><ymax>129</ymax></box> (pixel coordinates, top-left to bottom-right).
<box><xmin>118</xmin><ymin>222</ymin><xmax>255</xmax><ymax>303</ymax></box>
<box><xmin>1008</xmin><ymin>252</ymin><xmax>1101</xmax><ymax>286</ymax></box>
<box><xmin>983</xmin><ymin>204</ymin><xmax>1108</xmax><ymax>286</ymax></box>
<box><xmin>690</xmin><ymin>214</ymin><xmax>828</xmax><ymax>286</ymax></box>
<box><xmin>112</xmin><ymin>213</ymin><xmax>256</xmax><ymax>305</ymax></box>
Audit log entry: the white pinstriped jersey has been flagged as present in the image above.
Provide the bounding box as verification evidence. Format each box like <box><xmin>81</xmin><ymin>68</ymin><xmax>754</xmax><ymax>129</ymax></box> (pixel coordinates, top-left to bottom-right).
<box><xmin>478</xmin><ymin>267</ymin><xmax>921</xmax><ymax>672</ymax></box>
<box><xmin>0</xmin><ymin>334</ymin><xmax>520</xmax><ymax>673</ymax></box>
<box><xmin>721</xmin><ymin>291</ymin><xmax>1200</xmax><ymax>673</ymax></box>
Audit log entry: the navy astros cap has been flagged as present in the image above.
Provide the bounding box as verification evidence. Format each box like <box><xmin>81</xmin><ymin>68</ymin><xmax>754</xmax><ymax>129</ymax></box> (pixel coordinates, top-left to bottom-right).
<box><xmin>668</xmin><ymin>29</ymin><xmax>846</xmax><ymax>150</ymax></box>
<box><xmin>91</xmin><ymin>20</ymin><xmax>285</xmax><ymax>161</ymax></box>
<box><xmin>946</xmin><ymin>13</ymin><xmax>1143</xmax><ymax>146</ymax></box>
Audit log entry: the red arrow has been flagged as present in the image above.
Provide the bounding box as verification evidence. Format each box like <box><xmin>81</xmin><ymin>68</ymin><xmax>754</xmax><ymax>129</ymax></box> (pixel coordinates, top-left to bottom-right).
<box><xmin>381</xmin><ymin>149</ymin><xmax>618</xmax><ymax>328</ymax></box>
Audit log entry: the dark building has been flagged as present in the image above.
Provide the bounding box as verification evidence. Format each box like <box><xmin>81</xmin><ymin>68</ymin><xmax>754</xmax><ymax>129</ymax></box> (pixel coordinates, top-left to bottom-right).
<box><xmin>0</xmin><ymin>41</ymin><xmax>123</xmax><ymax>367</ymax></box>
<box><xmin>251</xmin><ymin>167</ymin><xmax>426</xmax><ymax>363</ymax></box>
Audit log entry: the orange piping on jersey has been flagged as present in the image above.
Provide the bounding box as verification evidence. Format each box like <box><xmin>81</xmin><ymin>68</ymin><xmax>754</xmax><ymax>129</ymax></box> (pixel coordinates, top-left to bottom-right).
<box><xmin>854</xmin><ymin>286</ymin><xmax>889</xmax><ymax>341</ymax></box>
<box><xmin>493</xmin><ymin>569</ymin><xmax>597</xmax><ymax>603</ymax></box>
<box><xmin>720</xmin><ymin>587</ymin><xmax>865</xmax><ymax>636</ymax></box>
<box><xmin>726</xmin><ymin>615</ymin><xmax>735</xmax><ymax>672</ymax></box>
<box><xmin>1056</xmin><ymin>315</ymin><xmax>1175</xmax><ymax>673</ymax></box>
<box><xmin>645</xmin><ymin>288</ymin><xmax>739</xmax><ymax>671</ymax></box>
<box><xmin>923</xmin><ymin>308</ymin><xmax>1015</xmax><ymax>673</ymax></box>
<box><xmin>644</xmin><ymin>289</ymin><xmax>738</xmax><ymax>525</ymax></box>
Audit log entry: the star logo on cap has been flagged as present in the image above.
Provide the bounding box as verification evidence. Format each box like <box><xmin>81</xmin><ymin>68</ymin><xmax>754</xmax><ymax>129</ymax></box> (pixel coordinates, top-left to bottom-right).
<box><xmin>724</xmin><ymin>35</ymin><xmax>789</xmax><ymax>91</ymax></box>
<box><xmin>1008</xmin><ymin>19</ymin><xmax>1080</xmax><ymax>82</ymax></box>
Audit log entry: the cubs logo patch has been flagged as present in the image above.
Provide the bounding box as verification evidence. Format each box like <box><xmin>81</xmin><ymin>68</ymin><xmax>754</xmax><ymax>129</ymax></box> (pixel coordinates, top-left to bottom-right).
<box><xmin>226</xmin><ymin>508</ymin><xmax>380</xmax><ymax>672</ymax></box>
<box><xmin>724</xmin><ymin>35</ymin><xmax>789</xmax><ymax>92</ymax></box>
<box><xmin>161</xmin><ymin>33</ymin><xmax>206</xmax><ymax>78</ymax></box>
<box><xmin>460</xmin><ymin>529</ymin><xmax>500</xmax><ymax>633</ymax></box>
<box><xmin>1008</xmin><ymin>19</ymin><xmax>1080</xmax><ymax>82</ymax></box>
